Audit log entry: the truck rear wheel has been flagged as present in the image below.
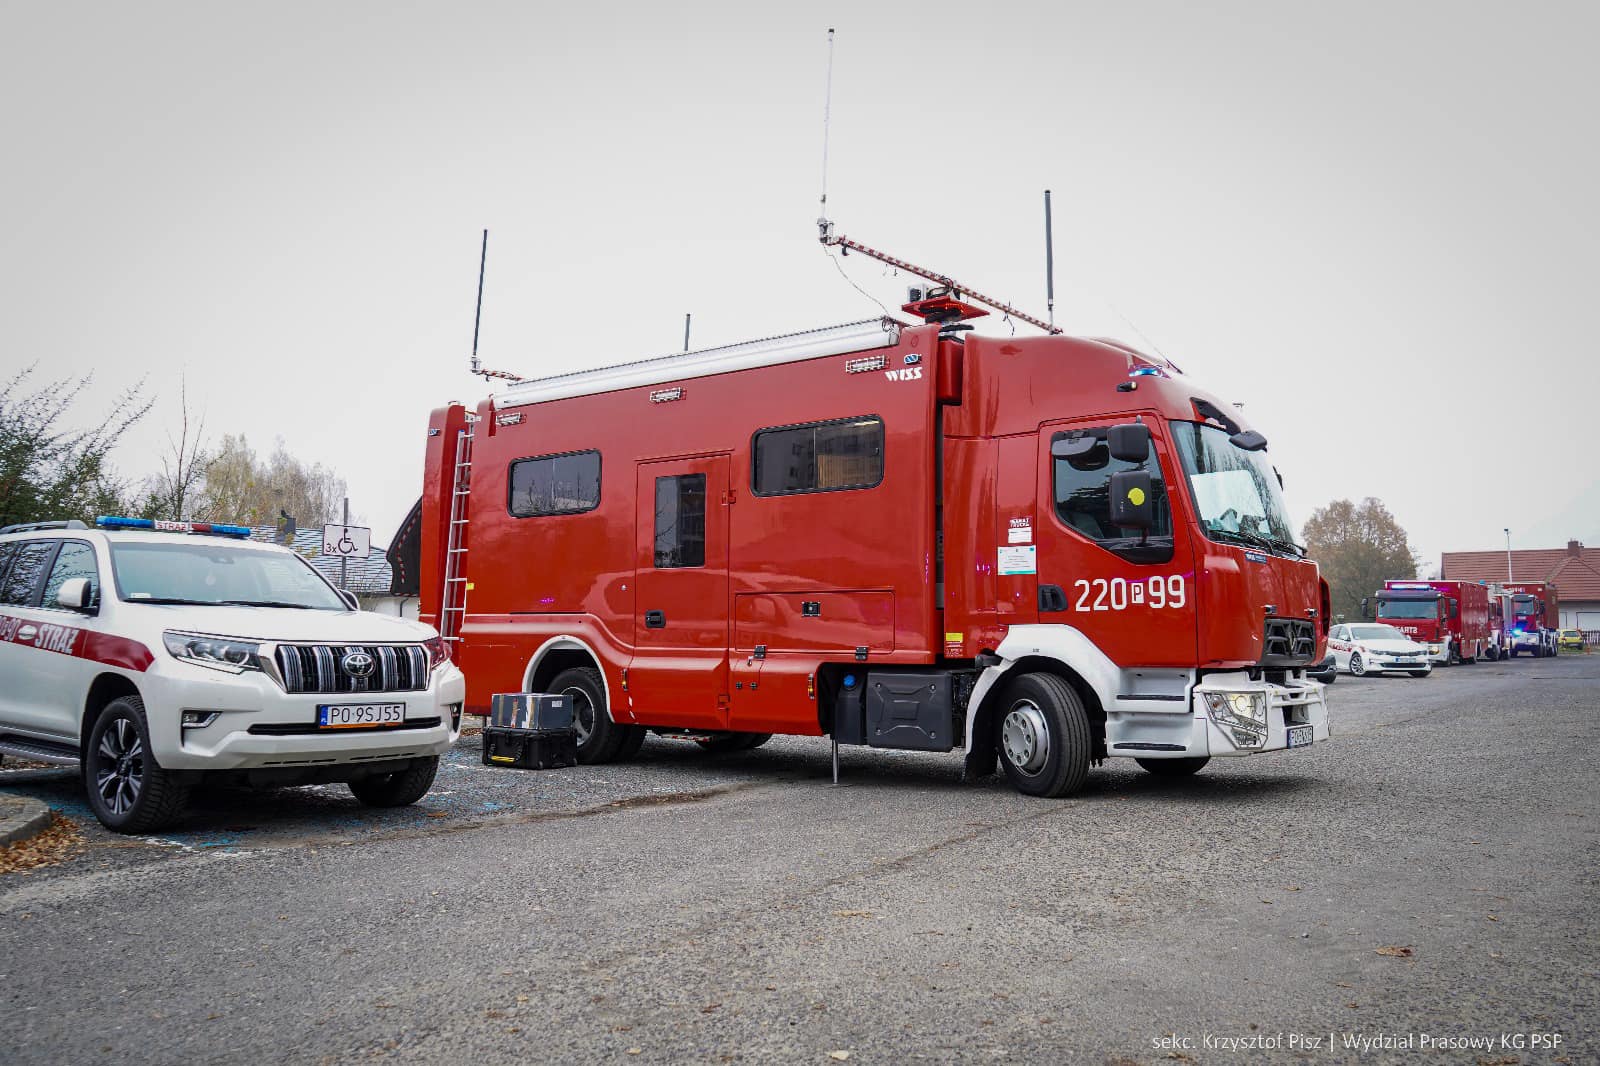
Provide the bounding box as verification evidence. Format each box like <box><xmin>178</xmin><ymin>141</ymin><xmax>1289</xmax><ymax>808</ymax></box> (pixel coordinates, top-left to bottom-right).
<box><xmin>550</xmin><ymin>666</ymin><xmax>628</xmax><ymax>764</ymax></box>
<box><xmin>1136</xmin><ymin>756</ymin><xmax>1209</xmax><ymax>778</ymax></box>
<box><xmin>995</xmin><ymin>672</ymin><xmax>1090</xmax><ymax>799</ymax></box>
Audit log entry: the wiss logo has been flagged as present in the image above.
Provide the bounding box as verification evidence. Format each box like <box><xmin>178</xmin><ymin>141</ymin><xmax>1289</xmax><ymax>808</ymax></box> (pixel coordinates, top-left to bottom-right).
<box><xmin>884</xmin><ymin>368</ymin><xmax>924</xmax><ymax>382</ymax></box>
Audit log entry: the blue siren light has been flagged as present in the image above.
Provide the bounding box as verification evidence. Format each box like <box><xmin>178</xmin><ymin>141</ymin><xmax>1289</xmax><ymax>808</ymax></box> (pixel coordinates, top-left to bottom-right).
<box><xmin>96</xmin><ymin>516</ymin><xmax>252</xmax><ymax>538</ymax></box>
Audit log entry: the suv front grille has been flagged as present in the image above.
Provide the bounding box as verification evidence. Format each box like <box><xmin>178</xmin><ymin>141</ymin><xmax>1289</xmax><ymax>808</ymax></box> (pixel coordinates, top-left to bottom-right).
<box><xmin>1262</xmin><ymin>617</ymin><xmax>1317</xmax><ymax>667</ymax></box>
<box><xmin>275</xmin><ymin>644</ymin><xmax>430</xmax><ymax>695</ymax></box>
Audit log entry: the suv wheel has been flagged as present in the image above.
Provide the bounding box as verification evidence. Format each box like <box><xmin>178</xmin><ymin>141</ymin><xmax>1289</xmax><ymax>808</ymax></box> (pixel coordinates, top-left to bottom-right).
<box><xmin>349</xmin><ymin>757</ymin><xmax>439</xmax><ymax>807</ymax></box>
<box><xmin>84</xmin><ymin>695</ymin><xmax>190</xmax><ymax>834</ymax></box>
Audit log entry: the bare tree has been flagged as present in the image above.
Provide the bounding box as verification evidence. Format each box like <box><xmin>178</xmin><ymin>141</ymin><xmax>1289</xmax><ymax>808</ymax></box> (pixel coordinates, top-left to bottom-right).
<box><xmin>142</xmin><ymin>376</ymin><xmax>211</xmax><ymax>521</ymax></box>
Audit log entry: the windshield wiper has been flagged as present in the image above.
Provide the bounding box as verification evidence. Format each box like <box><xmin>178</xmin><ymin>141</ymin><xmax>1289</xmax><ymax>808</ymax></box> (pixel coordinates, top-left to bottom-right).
<box><xmin>1266</xmin><ymin>536</ymin><xmax>1306</xmax><ymax>558</ymax></box>
<box><xmin>217</xmin><ymin>599</ymin><xmax>317</xmax><ymax>609</ymax></box>
<box><xmin>1206</xmin><ymin>527</ymin><xmax>1277</xmax><ymax>554</ymax></box>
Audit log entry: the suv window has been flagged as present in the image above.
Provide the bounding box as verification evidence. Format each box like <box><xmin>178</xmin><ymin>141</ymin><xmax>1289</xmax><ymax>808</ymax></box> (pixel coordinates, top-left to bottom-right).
<box><xmin>0</xmin><ymin>543</ymin><xmax>17</xmax><ymax>590</ymax></box>
<box><xmin>42</xmin><ymin>540</ymin><xmax>99</xmax><ymax>609</ymax></box>
<box><xmin>0</xmin><ymin>540</ymin><xmax>59</xmax><ymax>606</ymax></box>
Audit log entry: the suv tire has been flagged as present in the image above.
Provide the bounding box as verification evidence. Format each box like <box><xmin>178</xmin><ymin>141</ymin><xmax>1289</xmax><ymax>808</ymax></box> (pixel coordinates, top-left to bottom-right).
<box><xmin>83</xmin><ymin>695</ymin><xmax>190</xmax><ymax>834</ymax></box>
<box><xmin>349</xmin><ymin>757</ymin><xmax>439</xmax><ymax>807</ymax></box>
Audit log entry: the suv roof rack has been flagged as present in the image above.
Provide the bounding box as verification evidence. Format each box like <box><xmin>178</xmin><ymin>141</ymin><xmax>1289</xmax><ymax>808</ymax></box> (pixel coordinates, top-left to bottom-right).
<box><xmin>0</xmin><ymin>520</ymin><xmax>89</xmax><ymax>535</ymax></box>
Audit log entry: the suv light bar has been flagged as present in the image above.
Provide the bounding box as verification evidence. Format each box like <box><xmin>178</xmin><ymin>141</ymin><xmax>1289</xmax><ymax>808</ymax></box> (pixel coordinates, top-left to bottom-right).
<box><xmin>97</xmin><ymin>516</ymin><xmax>253</xmax><ymax>538</ymax></box>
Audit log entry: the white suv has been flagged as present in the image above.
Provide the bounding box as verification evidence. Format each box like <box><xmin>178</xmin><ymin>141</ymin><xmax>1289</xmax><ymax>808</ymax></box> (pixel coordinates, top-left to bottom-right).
<box><xmin>0</xmin><ymin>518</ymin><xmax>465</xmax><ymax>832</ymax></box>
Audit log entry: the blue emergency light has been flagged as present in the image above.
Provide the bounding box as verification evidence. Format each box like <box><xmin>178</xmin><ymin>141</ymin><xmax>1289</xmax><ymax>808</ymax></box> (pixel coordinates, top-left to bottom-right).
<box><xmin>96</xmin><ymin>516</ymin><xmax>253</xmax><ymax>538</ymax></box>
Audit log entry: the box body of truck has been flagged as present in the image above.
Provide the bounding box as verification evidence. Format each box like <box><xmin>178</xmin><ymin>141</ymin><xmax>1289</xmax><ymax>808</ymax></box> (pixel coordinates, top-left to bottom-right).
<box><xmin>416</xmin><ymin>317</ymin><xmax>1330</xmax><ymax>795</ymax></box>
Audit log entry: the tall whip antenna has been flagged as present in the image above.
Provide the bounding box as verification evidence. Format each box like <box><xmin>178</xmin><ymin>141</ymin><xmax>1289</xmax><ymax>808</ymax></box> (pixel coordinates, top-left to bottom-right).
<box><xmin>1044</xmin><ymin>190</ymin><xmax>1056</xmax><ymax>329</ymax></box>
<box><xmin>466</xmin><ymin>228</ymin><xmax>523</xmax><ymax>383</ymax></box>
<box><xmin>818</xmin><ymin>28</ymin><xmax>835</xmax><ymax>228</ymax></box>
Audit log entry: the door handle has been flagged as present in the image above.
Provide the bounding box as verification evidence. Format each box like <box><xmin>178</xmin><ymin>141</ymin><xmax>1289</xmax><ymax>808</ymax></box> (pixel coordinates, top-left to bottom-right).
<box><xmin>1038</xmin><ymin>585</ymin><xmax>1069</xmax><ymax>613</ymax></box>
<box><xmin>16</xmin><ymin>625</ymin><xmax>37</xmax><ymax>641</ymax></box>
<box><xmin>644</xmin><ymin>610</ymin><xmax>666</xmax><ymax>629</ymax></box>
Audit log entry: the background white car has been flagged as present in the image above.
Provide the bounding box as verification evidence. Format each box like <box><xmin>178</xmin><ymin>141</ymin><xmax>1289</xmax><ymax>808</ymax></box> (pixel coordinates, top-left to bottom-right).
<box><xmin>1327</xmin><ymin>623</ymin><xmax>1433</xmax><ymax>677</ymax></box>
<box><xmin>0</xmin><ymin>517</ymin><xmax>465</xmax><ymax>833</ymax></box>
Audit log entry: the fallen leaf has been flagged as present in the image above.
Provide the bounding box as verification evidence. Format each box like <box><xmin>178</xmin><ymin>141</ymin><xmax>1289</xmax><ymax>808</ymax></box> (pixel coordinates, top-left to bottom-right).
<box><xmin>1486</xmin><ymin>915</ymin><xmax>1500</xmax><ymax>922</ymax></box>
<box><xmin>765</xmin><ymin>985</ymin><xmax>777</xmax><ymax>992</ymax></box>
<box><xmin>627</xmin><ymin>1050</ymin><xmax>641</xmax><ymax>1057</ymax></box>
<box><xmin>700</xmin><ymin>1003</ymin><xmax>721</xmax><ymax>1013</ymax></box>
<box><xmin>425</xmin><ymin>811</ymin><xmax>450</xmax><ymax>819</ymax></box>
<box><xmin>833</xmin><ymin>910</ymin><xmax>873</xmax><ymax>918</ymax></box>
<box><xmin>1375</xmin><ymin>946</ymin><xmax>1414</xmax><ymax>958</ymax></box>
<box><xmin>515</xmin><ymin>995</ymin><xmax>529</xmax><ymax>1004</ymax></box>
<box><xmin>829</xmin><ymin>1054</ymin><xmax>851</xmax><ymax>1062</ymax></box>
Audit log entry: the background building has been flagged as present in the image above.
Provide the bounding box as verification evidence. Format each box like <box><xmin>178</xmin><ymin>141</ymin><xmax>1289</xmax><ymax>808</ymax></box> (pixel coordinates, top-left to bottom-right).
<box><xmin>1441</xmin><ymin>540</ymin><xmax>1600</xmax><ymax>630</ymax></box>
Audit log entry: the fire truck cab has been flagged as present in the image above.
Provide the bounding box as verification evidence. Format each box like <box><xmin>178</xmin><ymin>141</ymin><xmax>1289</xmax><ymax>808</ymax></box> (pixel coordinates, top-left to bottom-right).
<box><xmin>413</xmin><ymin>314</ymin><xmax>1330</xmax><ymax>797</ymax></box>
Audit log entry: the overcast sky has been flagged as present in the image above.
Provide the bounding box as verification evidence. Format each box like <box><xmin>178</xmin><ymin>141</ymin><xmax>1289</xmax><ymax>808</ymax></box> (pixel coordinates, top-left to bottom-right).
<box><xmin>3</xmin><ymin>1</ymin><xmax>1596</xmax><ymax>570</ymax></box>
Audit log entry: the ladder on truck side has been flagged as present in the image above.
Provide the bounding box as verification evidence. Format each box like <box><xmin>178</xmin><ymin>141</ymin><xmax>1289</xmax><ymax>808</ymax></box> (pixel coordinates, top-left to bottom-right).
<box><xmin>439</xmin><ymin>420</ymin><xmax>475</xmax><ymax>647</ymax></box>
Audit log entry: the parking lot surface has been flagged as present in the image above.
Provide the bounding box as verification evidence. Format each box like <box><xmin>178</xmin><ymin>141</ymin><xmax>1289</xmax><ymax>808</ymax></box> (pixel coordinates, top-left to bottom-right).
<box><xmin>2</xmin><ymin>656</ymin><xmax>1597</xmax><ymax>1064</ymax></box>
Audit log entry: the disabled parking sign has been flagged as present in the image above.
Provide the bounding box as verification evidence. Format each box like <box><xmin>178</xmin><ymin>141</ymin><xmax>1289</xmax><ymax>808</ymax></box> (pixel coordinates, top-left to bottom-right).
<box><xmin>322</xmin><ymin>524</ymin><xmax>371</xmax><ymax>559</ymax></box>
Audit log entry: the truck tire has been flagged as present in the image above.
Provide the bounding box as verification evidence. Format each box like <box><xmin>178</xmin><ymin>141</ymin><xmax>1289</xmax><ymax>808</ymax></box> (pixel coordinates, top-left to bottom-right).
<box><xmin>550</xmin><ymin>666</ymin><xmax>627</xmax><ymax>763</ymax></box>
<box><xmin>995</xmin><ymin>672</ymin><xmax>1090</xmax><ymax>799</ymax></box>
<box><xmin>1136</xmin><ymin>756</ymin><xmax>1209</xmax><ymax>778</ymax></box>
<box><xmin>349</xmin><ymin>756</ymin><xmax>439</xmax><ymax>807</ymax></box>
<box><xmin>695</xmin><ymin>732</ymin><xmax>773</xmax><ymax>753</ymax></box>
<box><xmin>83</xmin><ymin>695</ymin><xmax>190</xmax><ymax>834</ymax></box>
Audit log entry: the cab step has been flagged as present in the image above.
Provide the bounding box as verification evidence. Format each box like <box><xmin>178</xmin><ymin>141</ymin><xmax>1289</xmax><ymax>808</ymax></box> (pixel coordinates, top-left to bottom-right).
<box><xmin>0</xmin><ymin>736</ymin><xmax>80</xmax><ymax>767</ymax></box>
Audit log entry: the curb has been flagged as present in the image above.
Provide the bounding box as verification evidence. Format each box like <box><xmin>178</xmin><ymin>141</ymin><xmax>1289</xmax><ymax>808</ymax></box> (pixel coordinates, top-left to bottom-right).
<box><xmin>0</xmin><ymin>793</ymin><xmax>53</xmax><ymax>848</ymax></box>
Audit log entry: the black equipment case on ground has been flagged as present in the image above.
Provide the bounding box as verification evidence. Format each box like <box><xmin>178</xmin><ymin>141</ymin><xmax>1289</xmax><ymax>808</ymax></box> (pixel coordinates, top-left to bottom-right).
<box><xmin>482</xmin><ymin>693</ymin><xmax>577</xmax><ymax>770</ymax></box>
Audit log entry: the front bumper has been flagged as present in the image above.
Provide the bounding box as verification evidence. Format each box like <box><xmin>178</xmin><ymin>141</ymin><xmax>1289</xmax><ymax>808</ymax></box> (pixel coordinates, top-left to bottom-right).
<box><xmin>1369</xmin><ymin>655</ymin><xmax>1432</xmax><ymax>673</ymax></box>
<box><xmin>1105</xmin><ymin>670</ymin><xmax>1330</xmax><ymax>760</ymax></box>
<box><xmin>140</xmin><ymin>661</ymin><xmax>466</xmax><ymax>770</ymax></box>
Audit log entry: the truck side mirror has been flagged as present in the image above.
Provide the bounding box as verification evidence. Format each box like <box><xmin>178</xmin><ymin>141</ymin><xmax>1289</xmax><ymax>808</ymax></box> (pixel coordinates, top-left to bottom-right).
<box><xmin>1109</xmin><ymin>469</ymin><xmax>1153</xmax><ymax>530</ymax></box>
<box><xmin>1107</xmin><ymin>423</ymin><xmax>1151</xmax><ymax>463</ymax></box>
<box><xmin>56</xmin><ymin>577</ymin><xmax>95</xmax><ymax>613</ymax></box>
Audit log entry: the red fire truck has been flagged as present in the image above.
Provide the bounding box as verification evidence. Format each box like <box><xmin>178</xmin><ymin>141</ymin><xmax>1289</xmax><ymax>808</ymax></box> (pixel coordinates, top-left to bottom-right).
<box><xmin>1504</xmin><ymin>581</ymin><xmax>1559</xmax><ymax>657</ymax></box>
<box><xmin>412</xmin><ymin>302</ymin><xmax>1330</xmax><ymax>797</ymax></box>
<box><xmin>1484</xmin><ymin>583</ymin><xmax>1514</xmax><ymax>661</ymax></box>
<box><xmin>1375</xmin><ymin>580</ymin><xmax>1490</xmax><ymax>664</ymax></box>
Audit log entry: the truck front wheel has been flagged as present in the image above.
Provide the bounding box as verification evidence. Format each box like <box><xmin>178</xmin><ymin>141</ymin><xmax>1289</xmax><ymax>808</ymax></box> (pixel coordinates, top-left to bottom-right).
<box><xmin>995</xmin><ymin>672</ymin><xmax>1091</xmax><ymax>799</ymax></box>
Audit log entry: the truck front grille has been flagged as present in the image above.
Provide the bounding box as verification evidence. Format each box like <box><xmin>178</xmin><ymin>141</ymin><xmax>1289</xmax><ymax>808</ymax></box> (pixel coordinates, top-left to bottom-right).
<box><xmin>275</xmin><ymin>644</ymin><xmax>430</xmax><ymax>695</ymax></box>
<box><xmin>1262</xmin><ymin>618</ymin><xmax>1317</xmax><ymax>667</ymax></box>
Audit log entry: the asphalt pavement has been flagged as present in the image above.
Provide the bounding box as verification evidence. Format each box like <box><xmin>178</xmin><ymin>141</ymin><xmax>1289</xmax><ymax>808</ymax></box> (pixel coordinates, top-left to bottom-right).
<box><xmin>1</xmin><ymin>655</ymin><xmax>1596</xmax><ymax>1065</ymax></box>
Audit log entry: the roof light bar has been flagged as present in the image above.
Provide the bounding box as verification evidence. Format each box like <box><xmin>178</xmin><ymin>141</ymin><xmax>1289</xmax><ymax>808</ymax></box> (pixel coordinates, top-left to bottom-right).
<box><xmin>97</xmin><ymin>516</ymin><xmax>253</xmax><ymax>538</ymax></box>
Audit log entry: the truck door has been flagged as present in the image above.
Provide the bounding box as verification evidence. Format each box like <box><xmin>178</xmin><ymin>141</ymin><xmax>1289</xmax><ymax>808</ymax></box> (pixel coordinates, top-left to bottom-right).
<box><xmin>629</xmin><ymin>455</ymin><xmax>731</xmax><ymax>730</ymax></box>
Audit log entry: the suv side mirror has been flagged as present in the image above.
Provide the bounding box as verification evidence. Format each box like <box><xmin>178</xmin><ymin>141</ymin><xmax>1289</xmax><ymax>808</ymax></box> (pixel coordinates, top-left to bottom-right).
<box><xmin>1109</xmin><ymin>469</ymin><xmax>1153</xmax><ymax>530</ymax></box>
<box><xmin>339</xmin><ymin>590</ymin><xmax>360</xmax><ymax>611</ymax></box>
<box><xmin>1106</xmin><ymin>423</ymin><xmax>1151</xmax><ymax>463</ymax></box>
<box><xmin>56</xmin><ymin>577</ymin><xmax>95</xmax><ymax>613</ymax></box>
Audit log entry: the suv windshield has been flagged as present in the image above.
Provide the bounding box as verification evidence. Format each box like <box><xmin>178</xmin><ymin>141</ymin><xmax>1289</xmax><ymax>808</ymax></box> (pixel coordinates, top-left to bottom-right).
<box><xmin>1378</xmin><ymin>598</ymin><xmax>1438</xmax><ymax>620</ymax></box>
<box><xmin>109</xmin><ymin>541</ymin><xmax>347</xmax><ymax>610</ymax></box>
<box><xmin>1351</xmin><ymin>624</ymin><xmax>1407</xmax><ymax>641</ymax></box>
<box><xmin>1169</xmin><ymin>421</ymin><xmax>1300</xmax><ymax>554</ymax></box>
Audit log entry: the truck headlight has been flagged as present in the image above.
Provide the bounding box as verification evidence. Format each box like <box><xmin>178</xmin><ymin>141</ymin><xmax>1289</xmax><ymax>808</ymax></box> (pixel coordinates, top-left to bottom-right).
<box><xmin>1202</xmin><ymin>690</ymin><xmax>1269</xmax><ymax>750</ymax></box>
<box><xmin>163</xmin><ymin>631</ymin><xmax>264</xmax><ymax>674</ymax></box>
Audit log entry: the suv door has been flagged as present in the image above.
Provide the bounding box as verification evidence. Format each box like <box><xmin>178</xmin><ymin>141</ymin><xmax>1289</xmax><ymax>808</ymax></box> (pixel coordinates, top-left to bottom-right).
<box><xmin>29</xmin><ymin>539</ymin><xmax>108</xmax><ymax>737</ymax></box>
<box><xmin>0</xmin><ymin>538</ymin><xmax>70</xmax><ymax>737</ymax></box>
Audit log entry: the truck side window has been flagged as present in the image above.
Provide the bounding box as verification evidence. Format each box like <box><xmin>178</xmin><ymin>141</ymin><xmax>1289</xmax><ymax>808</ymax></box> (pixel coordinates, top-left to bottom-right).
<box><xmin>654</xmin><ymin>474</ymin><xmax>707</xmax><ymax>568</ymax></box>
<box><xmin>1051</xmin><ymin>430</ymin><xmax>1172</xmax><ymax>543</ymax></box>
<box><xmin>507</xmin><ymin>450</ymin><xmax>601</xmax><ymax>517</ymax></box>
<box><xmin>42</xmin><ymin>540</ymin><xmax>99</xmax><ymax>609</ymax></box>
<box><xmin>0</xmin><ymin>541</ymin><xmax>58</xmax><ymax>606</ymax></box>
<box><xmin>752</xmin><ymin>416</ymin><xmax>883</xmax><ymax>496</ymax></box>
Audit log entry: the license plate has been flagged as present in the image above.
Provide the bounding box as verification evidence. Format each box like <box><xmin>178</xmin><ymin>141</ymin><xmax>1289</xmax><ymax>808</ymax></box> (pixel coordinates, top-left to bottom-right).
<box><xmin>317</xmin><ymin>703</ymin><xmax>406</xmax><ymax>729</ymax></box>
<box><xmin>1395</xmin><ymin>657</ymin><xmax>1416</xmax><ymax>663</ymax></box>
<box><xmin>1286</xmin><ymin>724</ymin><xmax>1314</xmax><ymax>749</ymax></box>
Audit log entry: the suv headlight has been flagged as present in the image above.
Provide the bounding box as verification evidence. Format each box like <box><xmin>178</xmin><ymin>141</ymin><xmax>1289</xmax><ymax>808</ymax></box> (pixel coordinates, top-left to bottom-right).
<box><xmin>1202</xmin><ymin>690</ymin><xmax>1269</xmax><ymax>750</ymax></box>
<box><xmin>163</xmin><ymin>631</ymin><xmax>264</xmax><ymax>674</ymax></box>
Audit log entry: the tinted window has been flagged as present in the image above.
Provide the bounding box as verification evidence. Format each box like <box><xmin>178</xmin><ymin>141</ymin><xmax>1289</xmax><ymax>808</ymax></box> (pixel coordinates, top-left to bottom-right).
<box><xmin>508</xmin><ymin>451</ymin><xmax>601</xmax><ymax>517</ymax></box>
<box><xmin>654</xmin><ymin>474</ymin><xmax>707</xmax><ymax>568</ymax></box>
<box><xmin>42</xmin><ymin>540</ymin><xmax>99</xmax><ymax>609</ymax></box>
<box><xmin>1052</xmin><ymin>430</ymin><xmax>1172</xmax><ymax>542</ymax></box>
<box><xmin>0</xmin><ymin>543</ymin><xmax>16</xmax><ymax>591</ymax></box>
<box><xmin>752</xmin><ymin>417</ymin><xmax>883</xmax><ymax>496</ymax></box>
<box><xmin>0</xmin><ymin>541</ymin><xmax>58</xmax><ymax>606</ymax></box>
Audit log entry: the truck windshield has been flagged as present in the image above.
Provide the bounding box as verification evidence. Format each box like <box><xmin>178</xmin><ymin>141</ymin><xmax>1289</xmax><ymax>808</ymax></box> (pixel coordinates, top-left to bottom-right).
<box><xmin>109</xmin><ymin>541</ymin><xmax>348</xmax><ymax>610</ymax></box>
<box><xmin>1378</xmin><ymin>599</ymin><xmax>1438</xmax><ymax>619</ymax></box>
<box><xmin>1512</xmin><ymin>596</ymin><xmax>1538</xmax><ymax>616</ymax></box>
<box><xmin>1168</xmin><ymin>421</ymin><xmax>1300</xmax><ymax>555</ymax></box>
